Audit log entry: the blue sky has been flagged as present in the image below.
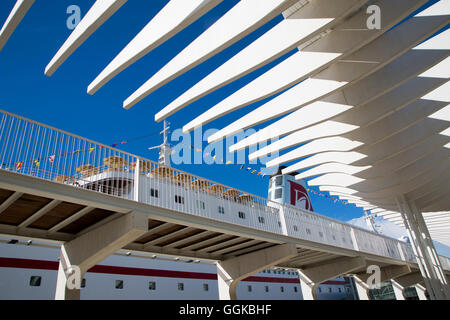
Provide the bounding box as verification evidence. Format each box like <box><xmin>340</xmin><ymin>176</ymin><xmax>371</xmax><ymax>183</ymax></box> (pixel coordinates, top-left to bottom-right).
<box><xmin>0</xmin><ymin>0</ymin><xmax>443</xmax><ymax>229</ymax></box>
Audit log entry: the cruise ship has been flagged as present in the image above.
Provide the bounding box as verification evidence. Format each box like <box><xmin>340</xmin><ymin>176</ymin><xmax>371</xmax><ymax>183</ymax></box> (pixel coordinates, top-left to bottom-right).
<box><xmin>0</xmin><ymin>125</ymin><xmax>356</xmax><ymax>300</ymax></box>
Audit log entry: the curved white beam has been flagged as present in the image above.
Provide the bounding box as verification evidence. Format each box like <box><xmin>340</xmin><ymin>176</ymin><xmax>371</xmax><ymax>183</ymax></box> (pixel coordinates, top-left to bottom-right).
<box><xmin>154</xmin><ymin>17</ymin><xmax>333</xmax><ymax>120</ymax></box>
<box><xmin>87</xmin><ymin>0</ymin><xmax>222</xmax><ymax>95</ymax></box>
<box><xmin>353</xmin><ymin>118</ymin><xmax>449</xmax><ymax>167</ymax></box>
<box><xmin>325</xmin><ymin>160</ymin><xmax>450</xmax><ymax>201</ymax></box>
<box><xmin>212</xmin><ymin>47</ymin><xmax>448</xmax><ymax>145</ymax></box>
<box><xmin>183</xmin><ymin>8</ymin><xmax>448</xmax><ymax>133</ymax></box>
<box><xmin>45</xmin><ymin>0</ymin><xmax>128</xmax><ymax>76</ymax></box>
<box><xmin>266</xmin><ymin>136</ymin><xmax>364</xmax><ymax>168</ymax></box>
<box><xmin>356</xmin><ymin>142</ymin><xmax>450</xmax><ymax>180</ymax></box>
<box><xmin>256</xmin><ymin>93</ymin><xmax>448</xmax><ymax>163</ymax></box>
<box><xmin>235</xmin><ymin>101</ymin><xmax>352</xmax><ymax>154</ymax></box>
<box><xmin>283</xmin><ymin>151</ymin><xmax>368</xmax><ymax>174</ymax></box>
<box><xmin>266</xmin><ymin>84</ymin><xmax>450</xmax><ymax>168</ymax></box>
<box><xmin>282</xmin><ymin>130</ymin><xmax>449</xmax><ymax>175</ymax></box>
<box><xmin>208</xmin><ymin>78</ymin><xmax>347</xmax><ymax>144</ymax></box>
<box><xmin>182</xmin><ymin>52</ymin><xmax>342</xmax><ymax>132</ymax></box>
<box><xmin>0</xmin><ymin>0</ymin><xmax>34</xmax><ymax>51</ymax></box>
<box><xmin>312</xmin><ymin>150</ymin><xmax>450</xmax><ymax>194</ymax></box>
<box><xmin>320</xmin><ymin>160</ymin><xmax>450</xmax><ymax>201</ymax></box>
<box><xmin>121</xmin><ymin>0</ymin><xmax>301</xmax><ymax>109</ymax></box>
<box><xmin>296</xmin><ymin>163</ymin><xmax>371</xmax><ymax>180</ymax></box>
<box><xmin>243</xmin><ymin>75</ymin><xmax>448</xmax><ymax>155</ymax></box>
<box><xmin>407</xmin><ymin>170</ymin><xmax>450</xmax><ymax>203</ymax></box>
<box><xmin>152</xmin><ymin>0</ymin><xmax>370</xmax><ymax>119</ymax></box>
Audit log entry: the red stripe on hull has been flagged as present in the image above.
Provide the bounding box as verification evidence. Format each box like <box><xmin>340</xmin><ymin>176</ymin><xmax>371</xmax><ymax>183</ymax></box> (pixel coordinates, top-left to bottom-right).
<box><xmin>0</xmin><ymin>257</ymin><xmax>349</xmax><ymax>285</ymax></box>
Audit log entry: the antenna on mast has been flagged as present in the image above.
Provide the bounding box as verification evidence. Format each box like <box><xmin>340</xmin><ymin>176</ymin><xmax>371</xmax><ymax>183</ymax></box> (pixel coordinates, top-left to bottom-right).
<box><xmin>148</xmin><ymin>120</ymin><xmax>172</xmax><ymax>167</ymax></box>
<box><xmin>364</xmin><ymin>210</ymin><xmax>381</xmax><ymax>234</ymax></box>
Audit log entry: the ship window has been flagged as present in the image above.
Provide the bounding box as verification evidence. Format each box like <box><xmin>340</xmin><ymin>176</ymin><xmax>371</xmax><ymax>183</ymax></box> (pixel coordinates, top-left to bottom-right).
<box><xmin>306</xmin><ymin>228</ymin><xmax>311</xmax><ymax>235</ymax></box>
<box><xmin>265</xmin><ymin>286</ymin><xmax>269</xmax><ymax>292</ymax></box>
<box><xmin>275</xmin><ymin>176</ymin><xmax>283</xmax><ymax>186</ymax></box>
<box><xmin>258</xmin><ymin>216</ymin><xmax>265</xmax><ymax>224</ymax></box>
<box><xmin>294</xmin><ymin>287</ymin><xmax>298</xmax><ymax>293</ymax></box>
<box><xmin>175</xmin><ymin>195</ymin><xmax>184</xmax><ymax>204</ymax></box>
<box><xmin>318</xmin><ymin>287</ymin><xmax>322</xmax><ymax>293</ymax></box>
<box><xmin>238</xmin><ymin>211</ymin><xmax>246</xmax><ymax>219</ymax></box>
<box><xmin>218</xmin><ymin>206</ymin><xmax>225</xmax><ymax>214</ymax></box>
<box><xmin>274</xmin><ymin>188</ymin><xmax>282</xmax><ymax>199</ymax></box>
<box><xmin>329</xmin><ymin>287</ymin><xmax>332</xmax><ymax>293</ymax></box>
<box><xmin>247</xmin><ymin>285</ymin><xmax>252</xmax><ymax>292</ymax></box>
<box><xmin>338</xmin><ymin>288</ymin><xmax>342</xmax><ymax>293</ymax></box>
<box><xmin>29</xmin><ymin>276</ymin><xmax>41</xmax><ymax>287</ymax></box>
<box><xmin>178</xmin><ymin>283</ymin><xmax>184</xmax><ymax>291</ymax></box>
<box><xmin>203</xmin><ymin>284</ymin><xmax>209</xmax><ymax>291</ymax></box>
<box><xmin>81</xmin><ymin>278</ymin><xmax>86</xmax><ymax>288</ymax></box>
<box><xmin>149</xmin><ymin>281</ymin><xmax>156</xmax><ymax>291</ymax></box>
<box><xmin>293</xmin><ymin>225</ymin><xmax>298</xmax><ymax>232</ymax></box>
<box><xmin>319</xmin><ymin>232</ymin><xmax>323</xmax><ymax>238</ymax></box>
<box><xmin>332</xmin><ymin>235</ymin><xmax>336</xmax><ymax>240</ymax></box>
<box><xmin>280</xmin><ymin>286</ymin><xmax>284</xmax><ymax>293</ymax></box>
<box><xmin>8</xmin><ymin>239</ymin><xmax>18</xmax><ymax>244</ymax></box>
<box><xmin>197</xmin><ymin>200</ymin><xmax>205</xmax><ymax>210</ymax></box>
<box><xmin>115</xmin><ymin>280</ymin><xmax>124</xmax><ymax>289</ymax></box>
<box><xmin>150</xmin><ymin>188</ymin><xmax>159</xmax><ymax>198</ymax></box>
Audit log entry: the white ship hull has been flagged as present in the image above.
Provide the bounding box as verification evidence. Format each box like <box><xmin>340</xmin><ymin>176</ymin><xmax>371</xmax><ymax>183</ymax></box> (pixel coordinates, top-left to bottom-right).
<box><xmin>0</xmin><ymin>238</ymin><xmax>353</xmax><ymax>300</ymax></box>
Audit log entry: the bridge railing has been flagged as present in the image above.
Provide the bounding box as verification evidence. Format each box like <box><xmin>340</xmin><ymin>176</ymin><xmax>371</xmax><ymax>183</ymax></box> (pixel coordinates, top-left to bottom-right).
<box><xmin>0</xmin><ymin>110</ymin><xmax>423</xmax><ymax>263</ymax></box>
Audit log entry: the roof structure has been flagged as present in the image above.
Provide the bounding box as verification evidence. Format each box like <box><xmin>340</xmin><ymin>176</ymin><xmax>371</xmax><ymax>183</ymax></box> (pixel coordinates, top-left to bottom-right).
<box><xmin>1</xmin><ymin>0</ymin><xmax>449</xmax><ymax>298</ymax></box>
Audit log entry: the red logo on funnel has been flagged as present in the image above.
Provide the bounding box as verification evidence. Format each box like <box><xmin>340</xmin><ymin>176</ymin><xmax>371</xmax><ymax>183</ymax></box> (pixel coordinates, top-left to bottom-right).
<box><xmin>288</xmin><ymin>180</ymin><xmax>313</xmax><ymax>211</ymax></box>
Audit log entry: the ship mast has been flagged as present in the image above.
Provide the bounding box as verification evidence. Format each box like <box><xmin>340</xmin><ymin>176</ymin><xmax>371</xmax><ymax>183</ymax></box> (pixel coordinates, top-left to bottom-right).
<box><xmin>148</xmin><ymin>120</ymin><xmax>172</xmax><ymax>167</ymax></box>
<box><xmin>364</xmin><ymin>210</ymin><xmax>381</xmax><ymax>234</ymax></box>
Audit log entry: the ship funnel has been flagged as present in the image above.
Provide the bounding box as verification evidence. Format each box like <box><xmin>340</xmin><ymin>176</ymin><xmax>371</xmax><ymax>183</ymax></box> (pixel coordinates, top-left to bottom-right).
<box><xmin>267</xmin><ymin>166</ymin><xmax>314</xmax><ymax>212</ymax></box>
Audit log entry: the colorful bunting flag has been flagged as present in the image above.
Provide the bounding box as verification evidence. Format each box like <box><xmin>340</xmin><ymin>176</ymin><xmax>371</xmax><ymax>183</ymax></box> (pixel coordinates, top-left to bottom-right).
<box><xmin>16</xmin><ymin>161</ymin><xmax>23</xmax><ymax>170</ymax></box>
<box><xmin>33</xmin><ymin>159</ymin><xmax>40</xmax><ymax>168</ymax></box>
<box><xmin>48</xmin><ymin>155</ymin><xmax>55</xmax><ymax>163</ymax></box>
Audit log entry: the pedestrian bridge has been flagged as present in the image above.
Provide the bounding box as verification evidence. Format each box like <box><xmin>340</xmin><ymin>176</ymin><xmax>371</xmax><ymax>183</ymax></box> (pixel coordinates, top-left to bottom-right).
<box><xmin>0</xmin><ymin>109</ymin><xmax>449</xmax><ymax>300</ymax></box>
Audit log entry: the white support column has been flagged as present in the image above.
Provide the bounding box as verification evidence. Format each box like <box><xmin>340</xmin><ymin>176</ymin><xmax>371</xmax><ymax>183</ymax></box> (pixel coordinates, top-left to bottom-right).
<box><xmin>391</xmin><ymin>280</ymin><xmax>406</xmax><ymax>300</ymax></box>
<box><xmin>352</xmin><ymin>264</ymin><xmax>411</xmax><ymax>301</ymax></box>
<box><xmin>134</xmin><ymin>160</ymin><xmax>140</xmax><ymax>202</ymax></box>
<box><xmin>410</xmin><ymin>201</ymin><xmax>448</xmax><ymax>287</ymax></box>
<box><xmin>55</xmin><ymin>211</ymin><xmax>148</xmax><ymax>300</ymax></box>
<box><xmin>395</xmin><ymin>195</ymin><xmax>448</xmax><ymax>300</ymax></box>
<box><xmin>298</xmin><ymin>256</ymin><xmax>366</xmax><ymax>300</ymax></box>
<box><xmin>353</xmin><ymin>276</ymin><xmax>370</xmax><ymax>300</ymax></box>
<box><xmin>278</xmin><ymin>206</ymin><xmax>288</xmax><ymax>236</ymax></box>
<box><xmin>415</xmin><ymin>283</ymin><xmax>428</xmax><ymax>300</ymax></box>
<box><xmin>392</xmin><ymin>272</ymin><xmax>427</xmax><ymax>300</ymax></box>
<box><xmin>216</xmin><ymin>243</ymin><xmax>297</xmax><ymax>300</ymax></box>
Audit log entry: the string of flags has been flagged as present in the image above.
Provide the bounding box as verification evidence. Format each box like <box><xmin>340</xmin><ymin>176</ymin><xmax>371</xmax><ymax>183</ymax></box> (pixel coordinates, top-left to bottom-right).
<box><xmin>1</xmin><ymin>130</ymin><xmax>165</xmax><ymax>171</ymax></box>
<box><xmin>306</xmin><ymin>187</ymin><xmax>352</xmax><ymax>206</ymax></box>
<box><xmin>189</xmin><ymin>146</ymin><xmax>269</xmax><ymax>179</ymax></box>
<box><xmin>6</xmin><ymin>139</ymin><xmax>353</xmax><ymax>207</ymax></box>
<box><xmin>188</xmin><ymin>146</ymin><xmax>354</xmax><ymax>205</ymax></box>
